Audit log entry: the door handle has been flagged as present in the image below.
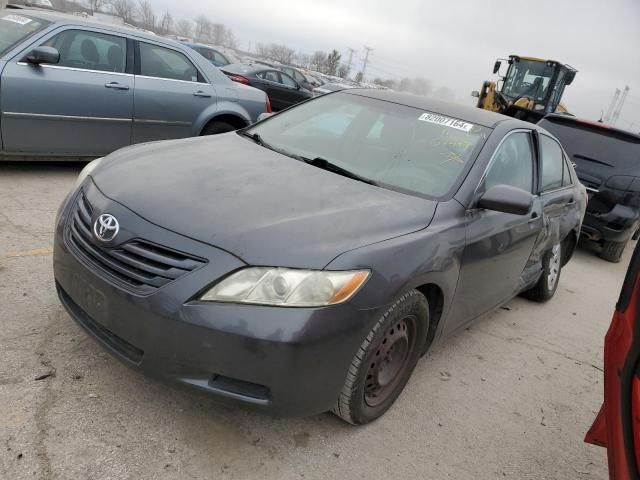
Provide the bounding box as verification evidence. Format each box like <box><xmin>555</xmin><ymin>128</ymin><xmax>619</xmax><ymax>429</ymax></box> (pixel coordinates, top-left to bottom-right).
<box><xmin>528</xmin><ymin>212</ymin><xmax>541</xmax><ymax>223</ymax></box>
<box><xmin>105</xmin><ymin>82</ymin><xmax>130</xmax><ymax>90</ymax></box>
<box><xmin>193</xmin><ymin>90</ymin><xmax>212</xmax><ymax>98</ymax></box>
<box><xmin>567</xmin><ymin>197</ymin><xmax>576</xmax><ymax>206</ymax></box>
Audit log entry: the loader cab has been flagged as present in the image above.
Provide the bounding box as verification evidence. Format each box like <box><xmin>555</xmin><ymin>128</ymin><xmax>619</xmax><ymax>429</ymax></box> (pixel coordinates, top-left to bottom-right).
<box><xmin>496</xmin><ymin>56</ymin><xmax>577</xmax><ymax>120</ymax></box>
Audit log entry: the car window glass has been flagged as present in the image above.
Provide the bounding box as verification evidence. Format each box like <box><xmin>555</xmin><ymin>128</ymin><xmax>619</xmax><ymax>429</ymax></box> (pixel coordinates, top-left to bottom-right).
<box><xmin>198</xmin><ymin>47</ymin><xmax>214</xmax><ymax>61</ymax></box>
<box><xmin>281</xmin><ymin>73</ymin><xmax>297</xmax><ymax>88</ymax></box>
<box><xmin>251</xmin><ymin>93</ymin><xmax>490</xmax><ymax>198</ymax></box>
<box><xmin>540</xmin><ymin>135</ymin><xmax>565</xmax><ymax>191</ymax></box>
<box><xmin>139</xmin><ymin>42</ymin><xmax>199</xmax><ymax>82</ymax></box>
<box><xmin>43</xmin><ymin>29</ymin><xmax>126</xmax><ymax>73</ymax></box>
<box><xmin>483</xmin><ymin>132</ymin><xmax>534</xmax><ymax>193</ymax></box>
<box><xmin>213</xmin><ymin>51</ymin><xmax>227</xmax><ymax>64</ymax></box>
<box><xmin>262</xmin><ymin>71</ymin><xmax>279</xmax><ymax>82</ymax></box>
<box><xmin>562</xmin><ymin>156</ymin><xmax>573</xmax><ymax>186</ymax></box>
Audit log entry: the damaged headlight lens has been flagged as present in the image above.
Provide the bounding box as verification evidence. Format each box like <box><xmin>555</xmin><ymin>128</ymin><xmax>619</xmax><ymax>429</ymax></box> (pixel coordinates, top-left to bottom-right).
<box><xmin>200</xmin><ymin>268</ymin><xmax>370</xmax><ymax>307</ymax></box>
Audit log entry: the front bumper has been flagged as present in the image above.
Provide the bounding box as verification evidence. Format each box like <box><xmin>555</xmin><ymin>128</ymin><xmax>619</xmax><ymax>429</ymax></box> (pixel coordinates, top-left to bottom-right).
<box><xmin>53</xmin><ymin>183</ymin><xmax>380</xmax><ymax>417</ymax></box>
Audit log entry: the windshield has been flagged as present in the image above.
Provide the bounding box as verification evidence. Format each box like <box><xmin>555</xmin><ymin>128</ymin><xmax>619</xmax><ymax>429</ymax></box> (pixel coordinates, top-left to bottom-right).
<box><xmin>0</xmin><ymin>12</ymin><xmax>50</xmax><ymax>57</ymax></box>
<box><xmin>247</xmin><ymin>93</ymin><xmax>490</xmax><ymax>198</ymax></box>
<box><xmin>502</xmin><ymin>59</ymin><xmax>555</xmax><ymax>102</ymax></box>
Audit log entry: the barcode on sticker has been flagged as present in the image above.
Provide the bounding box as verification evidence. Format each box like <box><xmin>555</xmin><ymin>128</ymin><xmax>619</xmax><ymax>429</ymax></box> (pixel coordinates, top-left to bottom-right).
<box><xmin>418</xmin><ymin>113</ymin><xmax>474</xmax><ymax>132</ymax></box>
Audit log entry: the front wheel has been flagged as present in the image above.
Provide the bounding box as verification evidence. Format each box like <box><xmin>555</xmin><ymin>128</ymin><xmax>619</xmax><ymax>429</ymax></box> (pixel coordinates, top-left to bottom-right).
<box><xmin>332</xmin><ymin>290</ymin><xmax>429</xmax><ymax>425</ymax></box>
<box><xmin>522</xmin><ymin>242</ymin><xmax>562</xmax><ymax>302</ymax></box>
<box><xmin>201</xmin><ymin>120</ymin><xmax>236</xmax><ymax>136</ymax></box>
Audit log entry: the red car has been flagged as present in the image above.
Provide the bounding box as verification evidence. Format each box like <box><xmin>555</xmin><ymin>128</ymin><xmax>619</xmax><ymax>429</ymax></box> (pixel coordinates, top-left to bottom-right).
<box><xmin>586</xmin><ymin>240</ymin><xmax>640</xmax><ymax>478</ymax></box>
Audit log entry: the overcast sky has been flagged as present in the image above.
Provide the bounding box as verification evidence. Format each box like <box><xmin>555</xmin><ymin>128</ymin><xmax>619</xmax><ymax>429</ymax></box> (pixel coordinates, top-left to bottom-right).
<box><xmin>154</xmin><ymin>0</ymin><xmax>640</xmax><ymax>130</ymax></box>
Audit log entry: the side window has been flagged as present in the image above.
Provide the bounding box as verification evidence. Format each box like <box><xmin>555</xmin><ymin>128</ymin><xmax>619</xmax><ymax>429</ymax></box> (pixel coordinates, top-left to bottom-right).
<box><xmin>261</xmin><ymin>70</ymin><xmax>279</xmax><ymax>83</ymax></box>
<box><xmin>139</xmin><ymin>42</ymin><xmax>199</xmax><ymax>82</ymax></box>
<box><xmin>42</xmin><ymin>29</ymin><xmax>126</xmax><ymax>73</ymax></box>
<box><xmin>280</xmin><ymin>73</ymin><xmax>297</xmax><ymax>88</ymax></box>
<box><xmin>483</xmin><ymin>132</ymin><xmax>534</xmax><ymax>193</ymax></box>
<box><xmin>562</xmin><ymin>156</ymin><xmax>573</xmax><ymax>186</ymax></box>
<box><xmin>197</xmin><ymin>48</ymin><xmax>214</xmax><ymax>61</ymax></box>
<box><xmin>539</xmin><ymin>135</ymin><xmax>565</xmax><ymax>191</ymax></box>
<box><xmin>213</xmin><ymin>51</ymin><xmax>227</xmax><ymax>65</ymax></box>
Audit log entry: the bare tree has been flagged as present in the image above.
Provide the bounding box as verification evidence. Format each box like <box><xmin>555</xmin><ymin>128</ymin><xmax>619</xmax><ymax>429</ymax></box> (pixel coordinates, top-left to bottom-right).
<box><xmin>398</xmin><ymin>77</ymin><xmax>413</xmax><ymax>92</ymax></box>
<box><xmin>137</xmin><ymin>0</ymin><xmax>156</xmax><ymax>31</ymax></box>
<box><xmin>211</xmin><ymin>23</ymin><xmax>226</xmax><ymax>46</ymax></box>
<box><xmin>324</xmin><ymin>49</ymin><xmax>341</xmax><ymax>76</ymax></box>
<box><xmin>110</xmin><ymin>0</ymin><xmax>136</xmax><ymax>23</ymax></box>
<box><xmin>157</xmin><ymin>10</ymin><xmax>173</xmax><ymax>36</ymax></box>
<box><xmin>86</xmin><ymin>0</ymin><xmax>107</xmax><ymax>14</ymax></box>
<box><xmin>432</xmin><ymin>86</ymin><xmax>455</xmax><ymax>102</ymax></box>
<box><xmin>296</xmin><ymin>53</ymin><xmax>311</xmax><ymax>69</ymax></box>
<box><xmin>410</xmin><ymin>77</ymin><xmax>432</xmax><ymax>96</ymax></box>
<box><xmin>310</xmin><ymin>51</ymin><xmax>327</xmax><ymax>72</ymax></box>
<box><xmin>269</xmin><ymin>44</ymin><xmax>294</xmax><ymax>64</ymax></box>
<box><xmin>337</xmin><ymin>63</ymin><xmax>350</xmax><ymax>79</ymax></box>
<box><xmin>194</xmin><ymin>15</ymin><xmax>212</xmax><ymax>43</ymax></box>
<box><xmin>255</xmin><ymin>43</ymin><xmax>271</xmax><ymax>57</ymax></box>
<box><xmin>175</xmin><ymin>19</ymin><xmax>193</xmax><ymax>38</ymax></box>
<box><xmin>223</xmin><ymin>29</ymin><xmax>237</xmax><ymax>49</ymax></box>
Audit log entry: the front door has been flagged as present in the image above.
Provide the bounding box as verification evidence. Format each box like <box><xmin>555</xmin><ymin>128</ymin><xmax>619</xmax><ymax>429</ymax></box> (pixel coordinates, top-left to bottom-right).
<box><xmin>132</xmin><ymin>41</ymin><xmax>216</xmax><ymax>143</ymax></box>
<box><xmin>1</xmin><ymin>28</ymin><xmax>133</xmax><ymax>157</ymax></box>
<box><xmin>446</xmin><ymin>130</ymin><xmax>542</xmax><ymax>333</ymax></box>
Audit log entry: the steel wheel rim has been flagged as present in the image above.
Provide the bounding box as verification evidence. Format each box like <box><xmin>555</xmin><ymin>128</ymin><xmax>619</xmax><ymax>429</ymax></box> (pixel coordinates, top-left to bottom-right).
<box><xmin>364</xmin><ymin>315</ymin><xmax>416</xmax><ymax>408</ymax></box>
<box><xmin>547</xmin><ymin>243</ymin><xmax>561</xmax><ymax>289</ymax></box>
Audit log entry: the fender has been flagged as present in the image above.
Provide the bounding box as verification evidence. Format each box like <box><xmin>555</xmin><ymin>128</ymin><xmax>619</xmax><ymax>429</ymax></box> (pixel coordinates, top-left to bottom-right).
<box><xmin>193</xmin><ymin>100</ymin><xmax>252</xmax><ymax>135</ymax></box>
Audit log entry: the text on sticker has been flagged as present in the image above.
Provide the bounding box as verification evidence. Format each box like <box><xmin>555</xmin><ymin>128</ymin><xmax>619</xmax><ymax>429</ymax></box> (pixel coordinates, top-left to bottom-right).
<box><xmin>1</xmin><ymin>14</ymin><xmax>32</xmax><ymax>25</ymax></box>
<box><xmin>418</xmin><ymin>113</ymin><xmax>474</xmax><ymax>132</ymax></box>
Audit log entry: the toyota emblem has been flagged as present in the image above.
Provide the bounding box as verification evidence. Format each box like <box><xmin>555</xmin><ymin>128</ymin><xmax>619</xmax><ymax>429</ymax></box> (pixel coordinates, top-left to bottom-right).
<box><xmin>93</xmin><ymin>214</ymin><xmax>120</xmax><ymax>242</ymax></box>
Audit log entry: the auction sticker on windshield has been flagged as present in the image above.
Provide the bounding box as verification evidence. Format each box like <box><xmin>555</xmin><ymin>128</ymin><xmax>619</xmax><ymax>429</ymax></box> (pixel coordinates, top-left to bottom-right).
<box><xmin>1</xmin><ymin>14</ymin><xmax>33</xmax><ymax>25</ymax></box>
<box><xmin>418</xmin><ymin>113</ymin><xmax>474</xmax><ymax>132</ymax></box>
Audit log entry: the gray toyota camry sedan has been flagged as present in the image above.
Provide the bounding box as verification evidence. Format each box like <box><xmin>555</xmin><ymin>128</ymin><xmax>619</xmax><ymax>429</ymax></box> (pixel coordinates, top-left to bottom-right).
<box><xmin>53</xmin><ymin>90</ymin><xmax>586</xmax><ymax>424</ymax></box>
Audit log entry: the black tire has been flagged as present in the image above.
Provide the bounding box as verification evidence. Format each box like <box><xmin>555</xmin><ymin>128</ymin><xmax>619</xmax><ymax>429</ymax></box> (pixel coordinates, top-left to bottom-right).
<box><xmin>600</xmin><ymin>240</ymin><xmax>627</xmax><ymax>263</ymax></box>
<box><xmin>521</xmin><ymin>242</ymin><xmax>562</xmax><ymax>302</ymax></box>
<box><xmin>332</xmin><ymin>290</ymin><xmax>429</xmax><ymax>425</ymax></box>
<box><xmin>201</xmin><ymin>121</ymin><xmax>236</xmax><ymax>136</ymax></box>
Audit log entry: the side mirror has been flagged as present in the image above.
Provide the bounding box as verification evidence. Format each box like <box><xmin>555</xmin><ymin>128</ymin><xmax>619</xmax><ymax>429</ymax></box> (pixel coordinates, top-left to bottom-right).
<box><xmin>477</xmin><ymin>184</ymin><xmax>533</xmax><ymax>215</ymax></box>
<box><xmin>26</xmin><ymin>46</ymin><xmax>60</xmax><ymax>65</ymax></box>
<box><xmin>471</xmin><ymin>90</ymin><xmax>480</xmax><ymax>98</ymax></box>
<box><xmin>257</xmin><ymin>112</ymin><xmax>275</xmax><ymax>122</ymax></box>
<box><xmin>493</xmin><ymin>60</ymin><xmax>502</xmax><ymax>74</ymax></box>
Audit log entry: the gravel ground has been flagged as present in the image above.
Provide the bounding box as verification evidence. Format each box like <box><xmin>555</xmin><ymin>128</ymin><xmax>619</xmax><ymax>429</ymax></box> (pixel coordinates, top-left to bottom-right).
<box><xmin>0</xmin><ymin>162</ymin><xmax>624</xmax><ymax>479</ymax></box>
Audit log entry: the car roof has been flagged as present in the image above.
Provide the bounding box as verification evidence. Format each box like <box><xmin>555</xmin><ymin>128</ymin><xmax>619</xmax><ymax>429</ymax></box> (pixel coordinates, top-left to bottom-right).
<box><xmin>342</xmin><ymin>89</ymin><xmax>530</xmax><ymax>129</ymax></box>
<box><xmin>183</xmin><ymin>42</ymin><xmax>220</xmax><ymax>51</ymax></box>
<box><xmin>541</xmin><ymin>113</ymin><xmax>640</xmax><ymax>140</ymax></box>
<box><xmin>13</xmin><ymin>8</ymin><xmax>182</xmax><ymax>46</ymax></box>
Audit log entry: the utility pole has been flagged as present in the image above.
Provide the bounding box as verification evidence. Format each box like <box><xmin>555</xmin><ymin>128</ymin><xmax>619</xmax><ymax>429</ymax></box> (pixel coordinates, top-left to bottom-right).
<box><xmin>611</xmin><ymin>85</ymin><xmax>630</xmax><ymax>126</ymax></box>
<box><xmin>346</xmin><ymin>47</ymin><xmax>356</xmax><ymax>71</ymax></box>
<box><xmin>361</xmin><ymin>46</ymin><xmax>373</xmax><ymax>80</ymax></box>
<box><xmin>603</xmin><ymin>88</ymin><xmax>621</xmax><ymax>123</ymax></box>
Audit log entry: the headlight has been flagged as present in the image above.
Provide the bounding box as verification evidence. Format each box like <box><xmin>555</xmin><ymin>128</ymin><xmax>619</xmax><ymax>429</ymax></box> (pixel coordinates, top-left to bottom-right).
<box><xmin>201</xmin><ymin>268</ymin><xmax>370</xmax><ymax>307</ymax></box>
<box><xmin>73</xmin><ymin>157</ymin><xmax>103</xmax><ymax>190</ymax></box>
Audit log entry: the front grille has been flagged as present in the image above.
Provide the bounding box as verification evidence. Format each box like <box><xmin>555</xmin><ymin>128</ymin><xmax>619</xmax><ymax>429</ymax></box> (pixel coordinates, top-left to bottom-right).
<box><xmin>65</xmin><ymin>191</ymin><xmax>207</xmax><ymax>295</ymax></box>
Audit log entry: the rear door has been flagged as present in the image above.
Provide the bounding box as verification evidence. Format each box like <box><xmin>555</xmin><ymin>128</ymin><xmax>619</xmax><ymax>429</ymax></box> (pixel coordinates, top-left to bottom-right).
<box><xmin>534</xmin><ymin>133</ymin><xmax>577</xmax><ymax>257</ymax></box>
<box><xmin>1</xmin><ymin>27</ymin><xmax>133</xmax><ymax>157</ymax></box>
<box><xmin>132</xmin><ymin>40</ymin><xmax>216</xmax><ymax>143</ymax></box>
<box><xmin>586</xmin><ymin>241</ymin><xmax>640</xmax><ymax>480</ymax></box>
<box><xmin>279</xmin><ymin>71</ymin><xmax>307</xmax><ymax>106</ymax></box>
<box><xmin>255</xmin><ymin>70</ymin><xmax>286</xmax><ymax>110</ymax></box>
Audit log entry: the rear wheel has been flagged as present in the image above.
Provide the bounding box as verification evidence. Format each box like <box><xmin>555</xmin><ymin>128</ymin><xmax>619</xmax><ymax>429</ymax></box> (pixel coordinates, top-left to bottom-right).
<box><xmin>332</xmin><ymin>290</ymin><xmax>429</xmax><ymax>425</ymax></box>
<box><xmin>601</xmin><ymin>240</ymin><xmax>627</xmax><ymax>263</ymax></box>
<box><xmin>201</xmin><ymin>120</ymin><xmax>236</xmax><ymax>136</ymax></box>
<box><xmin>522</xmin><ymin>242</ymin><xmax>562</xmax><ymax>302</ymax></box>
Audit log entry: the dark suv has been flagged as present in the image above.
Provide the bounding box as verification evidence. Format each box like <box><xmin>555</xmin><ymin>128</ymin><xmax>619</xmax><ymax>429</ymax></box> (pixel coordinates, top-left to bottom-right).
<box><xmin>539</xmin><ymin>115</ymin><xmax>640</xmax><ymax>262</ymax></box>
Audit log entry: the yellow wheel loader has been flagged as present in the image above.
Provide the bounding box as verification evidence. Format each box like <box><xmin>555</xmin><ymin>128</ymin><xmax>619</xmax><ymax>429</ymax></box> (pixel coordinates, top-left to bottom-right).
<box><xmin>473</xmin><ymin>55</ymin><xmax>577</xmax><ymax>123</ymax></box>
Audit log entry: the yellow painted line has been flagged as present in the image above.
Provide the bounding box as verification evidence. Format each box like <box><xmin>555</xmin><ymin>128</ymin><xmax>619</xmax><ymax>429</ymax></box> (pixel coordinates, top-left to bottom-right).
<box><xmin>3</xmin><ymin>246</ymin><xmax>53</xmax><ymax>258</ymax></box>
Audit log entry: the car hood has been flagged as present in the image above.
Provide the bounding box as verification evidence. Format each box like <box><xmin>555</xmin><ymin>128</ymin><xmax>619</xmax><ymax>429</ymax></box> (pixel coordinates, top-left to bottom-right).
<box><xmin>92</xmin><ymin>134</ymin><xmax>437</xmax><ymax>269</ymax></box>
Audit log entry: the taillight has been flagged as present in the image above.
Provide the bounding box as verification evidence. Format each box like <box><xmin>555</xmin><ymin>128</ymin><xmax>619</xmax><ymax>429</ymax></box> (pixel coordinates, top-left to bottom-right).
<box><xmin>226</xmin><ymin>74</ymin><xmax>250</xmax><ymax>85</ymax></box>
<box><xmin>266</xmin><ymin>95</ymin><xmax>272</xmax><ymax>113</ymax></box>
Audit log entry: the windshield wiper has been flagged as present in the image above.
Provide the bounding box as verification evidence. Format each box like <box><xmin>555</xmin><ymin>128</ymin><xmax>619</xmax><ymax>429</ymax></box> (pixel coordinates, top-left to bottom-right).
<box><xmin>241</xmin><ymin>131</ymin><xmax>271</xmax><ymax>148</ymax></box>
<box><xmin>302</xmin><ymin>157</ymin><xmax>378</xmax><ymax>186</ymax></box>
